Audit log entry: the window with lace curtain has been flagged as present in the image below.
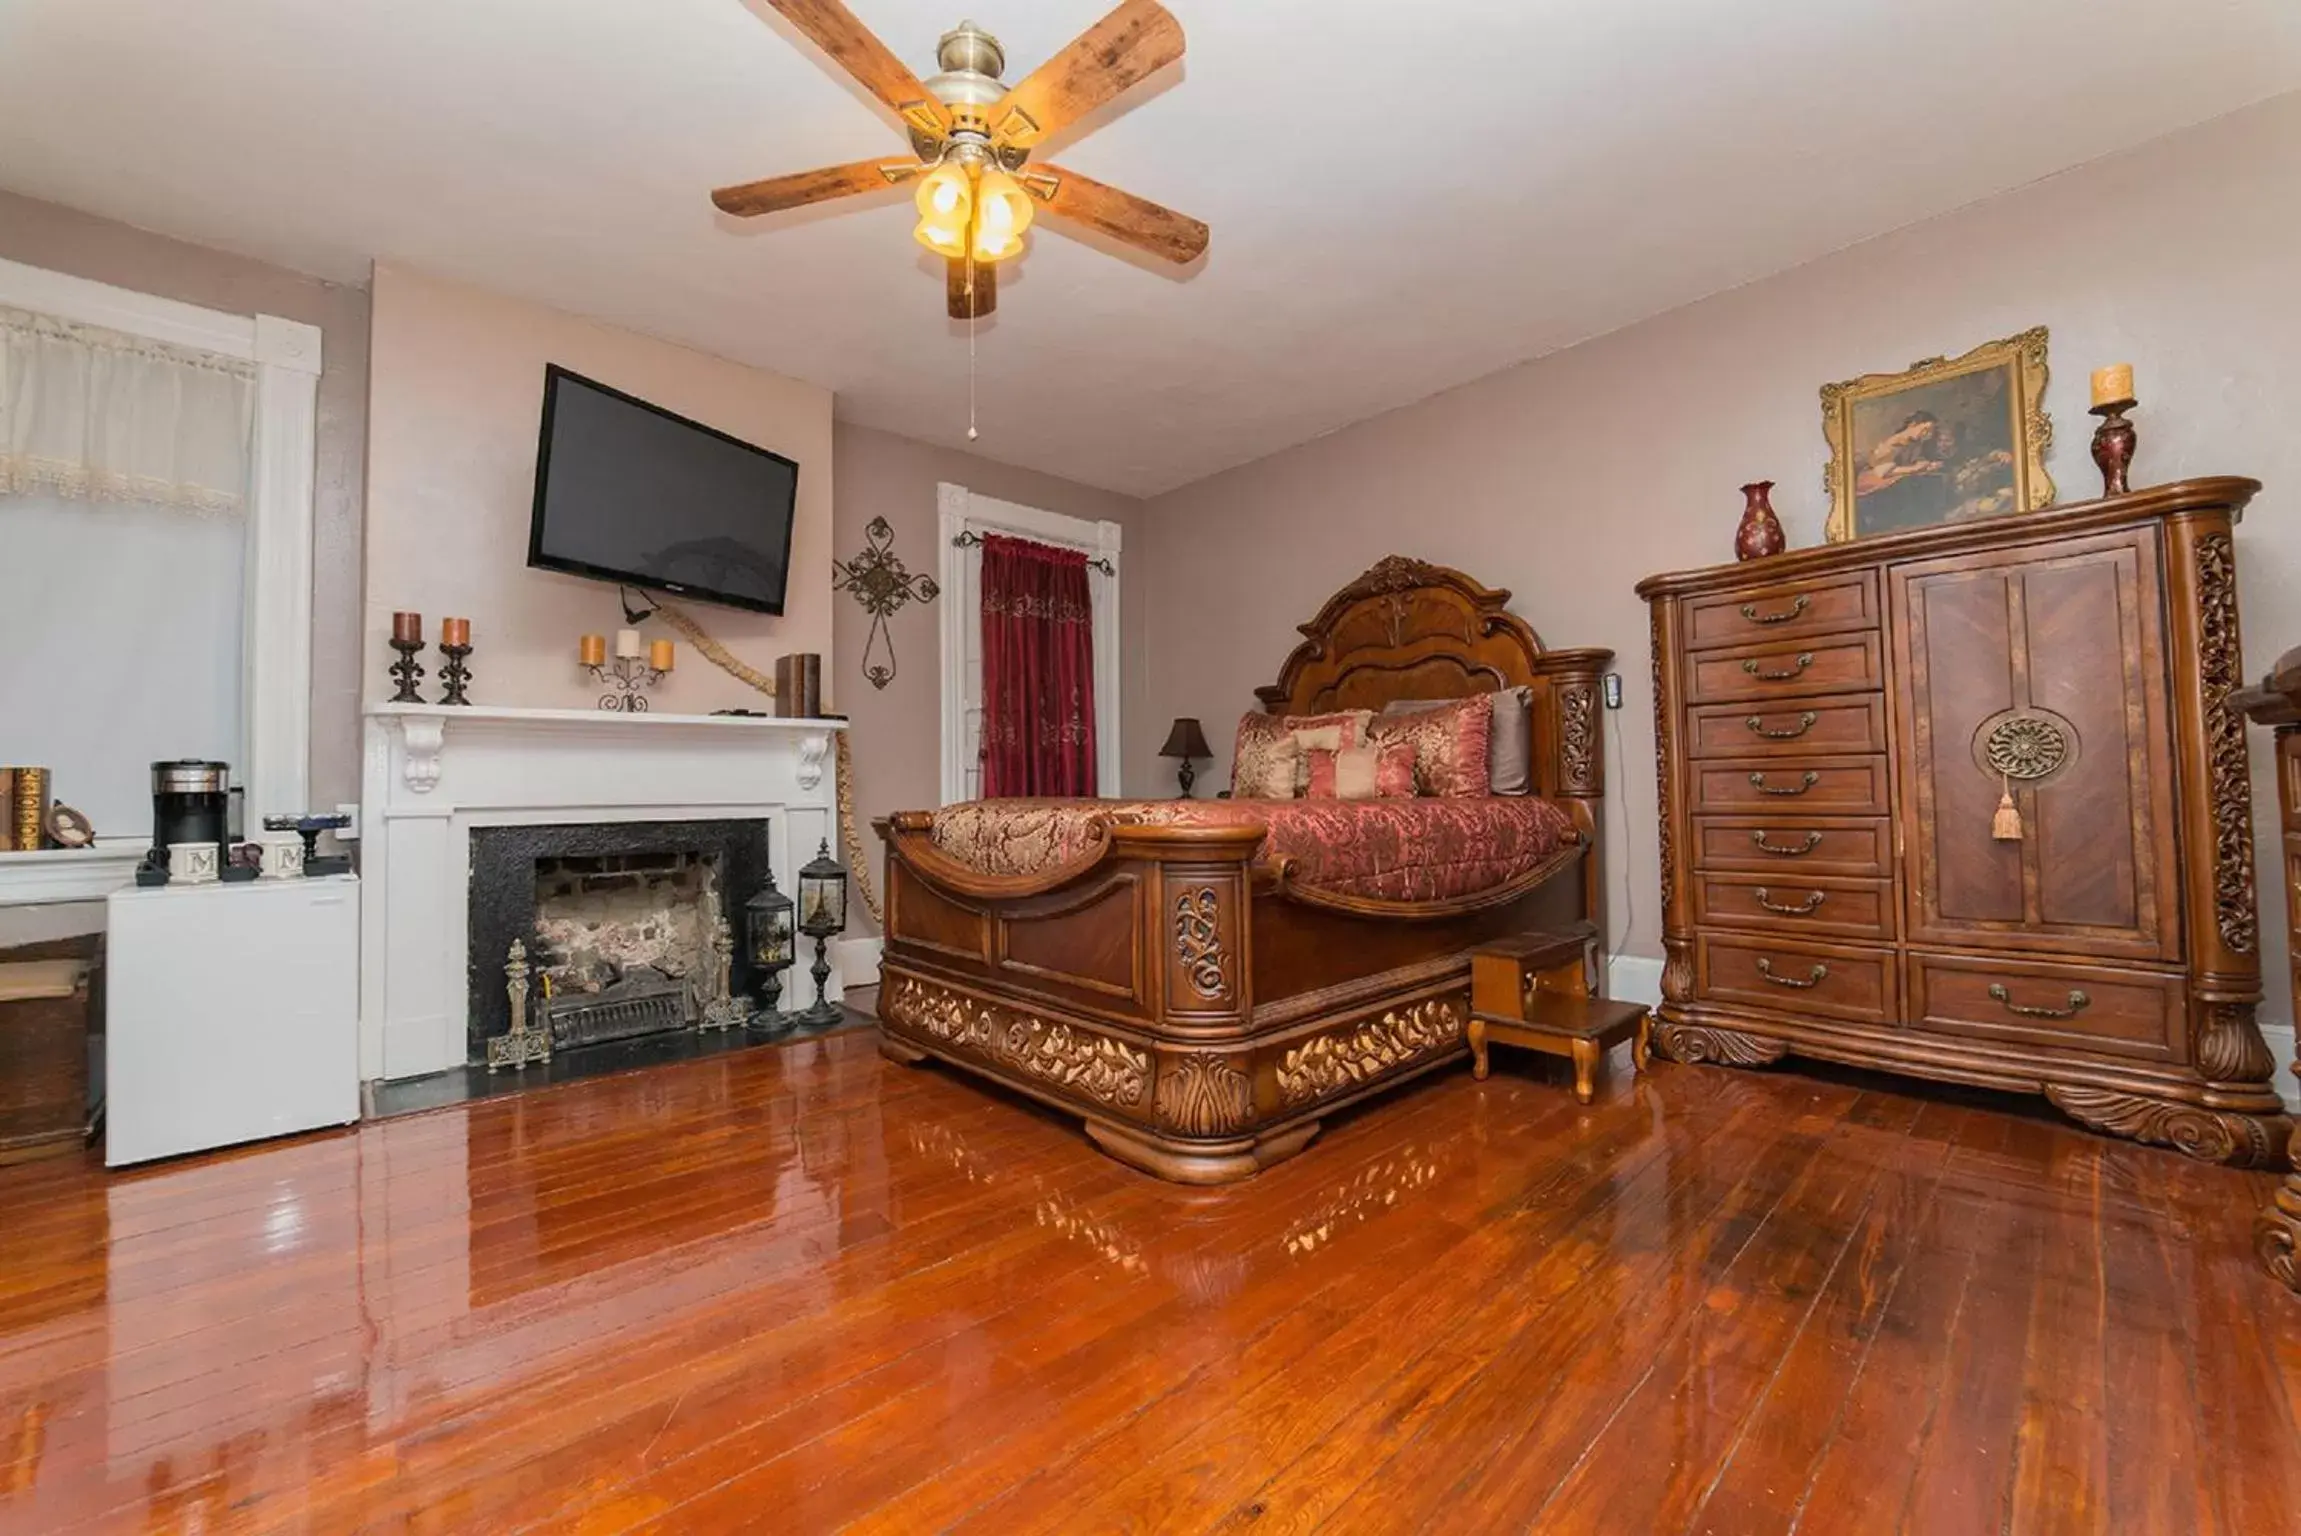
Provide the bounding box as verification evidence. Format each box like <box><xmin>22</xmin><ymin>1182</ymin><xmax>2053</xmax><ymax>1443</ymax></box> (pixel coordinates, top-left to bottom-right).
<box><xmin>0</xmin><ymin>305</ymin><xmax>257</xmax><ymax>835</ymax></box>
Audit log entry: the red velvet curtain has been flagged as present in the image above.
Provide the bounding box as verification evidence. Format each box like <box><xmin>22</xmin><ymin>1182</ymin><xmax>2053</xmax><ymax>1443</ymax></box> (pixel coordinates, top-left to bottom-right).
<box><xmin>980</xmin><ymin>533</ymin><xmax>1098</xmax><ymax>798</ymax></box>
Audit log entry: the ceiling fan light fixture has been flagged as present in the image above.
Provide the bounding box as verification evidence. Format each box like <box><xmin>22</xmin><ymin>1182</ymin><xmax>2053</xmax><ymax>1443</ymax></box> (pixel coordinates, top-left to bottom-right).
<box><xmin>970</xmin><ymin>167</ymin><xmax>1033</xmax><ymax>262</ymax></box>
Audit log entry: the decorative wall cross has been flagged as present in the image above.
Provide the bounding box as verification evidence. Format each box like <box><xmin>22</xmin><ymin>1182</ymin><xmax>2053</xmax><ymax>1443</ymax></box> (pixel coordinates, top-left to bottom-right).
<box><xmin>833</xmin><ymin>516</ymin><xmax>940</xmax><ymax>690</ymax></box>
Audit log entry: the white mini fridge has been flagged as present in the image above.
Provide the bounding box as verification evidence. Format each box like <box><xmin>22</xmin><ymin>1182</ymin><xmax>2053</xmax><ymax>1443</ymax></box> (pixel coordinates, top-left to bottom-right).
<box><xmin>105</xmin><ymin>874</ymin><xmax>360</xmax><ymax>1166</ymax></box>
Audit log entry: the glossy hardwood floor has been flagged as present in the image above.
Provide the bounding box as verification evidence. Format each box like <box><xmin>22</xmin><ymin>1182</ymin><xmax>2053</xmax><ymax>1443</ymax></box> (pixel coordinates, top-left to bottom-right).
<box><xmin>1</xmin><ymin>1016</ymin><xmax>2295</xmax><ymax>1534</ymax></box>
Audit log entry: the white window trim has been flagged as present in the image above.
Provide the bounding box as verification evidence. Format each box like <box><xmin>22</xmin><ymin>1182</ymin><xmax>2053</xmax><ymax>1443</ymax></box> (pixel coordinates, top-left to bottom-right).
<box><xmin>0</xmin><ymin>257</ymin><xmax>321</xmax><ymax>860</ymax></box>
<box><xmin>938</xmin><ymin>482</ymin><xmax>1122</xmax><ymax>804</ymax></box>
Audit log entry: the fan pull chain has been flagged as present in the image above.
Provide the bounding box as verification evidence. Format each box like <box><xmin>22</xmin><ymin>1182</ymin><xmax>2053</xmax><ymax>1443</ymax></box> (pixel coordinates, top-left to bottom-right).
<box><xmin>967</xmin><ymin>257</ymin><xmax>979</xmax><ymax>441</ymax></box>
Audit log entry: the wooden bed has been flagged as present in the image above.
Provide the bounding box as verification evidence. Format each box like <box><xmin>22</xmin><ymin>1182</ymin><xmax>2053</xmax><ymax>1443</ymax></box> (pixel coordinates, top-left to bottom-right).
<box><xmin>874</xmin><ymin>556</ymin><xmax>1613</xmax><ymax>1183</ymax></box>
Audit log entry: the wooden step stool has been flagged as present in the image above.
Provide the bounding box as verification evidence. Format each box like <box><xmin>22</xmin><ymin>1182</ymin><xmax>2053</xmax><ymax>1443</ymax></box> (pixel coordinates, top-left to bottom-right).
<box><xmin>1467</xmin><ymin>929</ymin><xmax>1652</xmax><ymax>1103</ymax></box>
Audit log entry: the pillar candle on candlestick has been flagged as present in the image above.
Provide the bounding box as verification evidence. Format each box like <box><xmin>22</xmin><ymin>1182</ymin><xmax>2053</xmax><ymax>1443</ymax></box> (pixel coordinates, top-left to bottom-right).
<box><xmin>615</xmin><ymin>628</ymin><xmax>643</xmax><ymax>660</ymax></box>
<box><xmin>392</xmin><ymin>611</ymin><xmax>422</xmax><ymax>645</ymax></box>
<box><xmin>440</xmin><ymin>617</ymin><xmax>470</xmax><ymax>647</ymax></box>
<box><xmin>579</xmin><ymin>633</ymin><xmax>607</xmax><ymax>667</ymax></box>
<box><xmin>650</xmin><ymin>639</ymin><xmax>675</xmax><ymax>673</ymax></box>
<box><xmin>2091</xmin><ymin>362</ymin><xmax>2135</xmax><ymax>407</ymax></box>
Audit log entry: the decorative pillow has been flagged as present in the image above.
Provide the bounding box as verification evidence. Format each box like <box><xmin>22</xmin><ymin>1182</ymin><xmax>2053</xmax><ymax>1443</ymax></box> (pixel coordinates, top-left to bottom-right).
<box><xmin>1370</xmin><ymin>693</ymin><xmax>1494</xmax><ymax>797</ymax></box>
<box><xmin>1233</xmin><ymin>709</ymin><xmax>1373</xmax><ymax>798</ymax></box>
<box><xmin>1382</xmin><ymin>686</ymin><xmax>1531</xmax><ymax>795</ymax></box>
<box><xmin>1305</xmin><ymin>741</ymin><xmax>1418</xmax><ymax>800</ymax></box>
<box><xmin>1230</xmin><ymin>713</ymin><xmax>1301</xmax><ymax>799</ymax></box>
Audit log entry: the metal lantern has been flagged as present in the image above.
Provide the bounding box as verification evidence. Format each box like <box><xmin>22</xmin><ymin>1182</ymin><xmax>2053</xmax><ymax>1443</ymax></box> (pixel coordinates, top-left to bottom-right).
<box><xmin>795</xmin><ymin>838</ymin><xmax>847</xmax><ymax>1027</ymax></box>
<box><xmin>743</xmin><ymin>869</ymin><xmax>797</xmax><ymax>1032</ymax></box>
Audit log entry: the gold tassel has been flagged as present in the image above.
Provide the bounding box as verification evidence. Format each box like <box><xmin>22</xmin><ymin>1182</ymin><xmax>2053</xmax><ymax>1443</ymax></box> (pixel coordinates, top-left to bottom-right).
<box><xmin>1992</xmin><ymin>774</ymin><xmax>2023</xmax><ymax>841</ymax></box>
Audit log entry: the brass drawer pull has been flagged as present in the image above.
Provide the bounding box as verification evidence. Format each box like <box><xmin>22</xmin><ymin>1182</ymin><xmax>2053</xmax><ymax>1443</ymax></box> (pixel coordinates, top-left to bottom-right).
<box><xmin>1741</xmin><ymin>652</ymin><xmax>1814</xmax><ymax>680</ymax></box>
<box><xmin>1986</xmin><ymin>983</ymin><xmax>2090</xmax><ymax>1020</ymax></box>
<box><xmin>1748</xmin><ymin>770</ymin><xmax>1820</xmax><ymax>797</ymax></box>
<box><xmin>1740</xmin><ymin>595</ymin><xmax>1810</xmax><ymax>625</ymax></box>
<box><xmin>1751</xmin><ymin>831</ymin><xmax>1824</xmax><ymax>856</ymax></box>
<box><xmin>1753</xmin><ymin>887</ymin><xmax>1826</xmax><ymax>915</ymax></box>
<box><xmin>1744</xmin><ymin>711</ymin><xmax>1818</xmax><ymax>739</ymax></box>
<box><xmin>1756</xmin><ymin>958</ymin><xmax>1828</xmax><ymax>989</ymax></box>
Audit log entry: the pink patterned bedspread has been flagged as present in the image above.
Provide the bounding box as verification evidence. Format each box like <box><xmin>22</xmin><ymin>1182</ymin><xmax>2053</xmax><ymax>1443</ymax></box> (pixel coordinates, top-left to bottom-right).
<box><xmin>928</xmin><ymin>797</ymin><xmax>1581</xmax><ymax>903</ymax></box>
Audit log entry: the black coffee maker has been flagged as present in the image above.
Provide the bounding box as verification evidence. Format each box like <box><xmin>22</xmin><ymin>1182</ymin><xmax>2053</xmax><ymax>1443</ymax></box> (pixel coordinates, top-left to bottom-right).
<box><xmin>151</xmin><ymin>760</ymin><xmax>231</xmax><ymax>863</ymax></box>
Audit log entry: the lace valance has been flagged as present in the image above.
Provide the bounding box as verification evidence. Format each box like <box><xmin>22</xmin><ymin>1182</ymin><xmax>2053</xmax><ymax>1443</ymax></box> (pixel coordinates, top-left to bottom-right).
<box><xmin>0</xmin><ymin>306</ymin><xmax>256</xmax><ymax>516</ymax></box>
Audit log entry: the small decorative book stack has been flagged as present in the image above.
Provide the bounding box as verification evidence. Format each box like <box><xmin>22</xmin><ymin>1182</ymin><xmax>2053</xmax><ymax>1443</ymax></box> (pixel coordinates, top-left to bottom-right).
<box><xmin>774</xmin><ymin>653</ymin><xmax>823</xmax><ymax>719</ymax></box>
<box><xmin>2</xmin><ymin>768</ymin><xmax>50</xmax><ymax>851</ymax></box>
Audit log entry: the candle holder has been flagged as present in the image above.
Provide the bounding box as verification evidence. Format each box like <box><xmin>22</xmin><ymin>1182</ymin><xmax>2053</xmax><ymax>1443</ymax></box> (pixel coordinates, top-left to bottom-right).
<box><xmin>2089</xmin><ymin>397</ymin><xmax>2137</xmax><ymax>498</ymax></box>
<box><xmin>586</xmin><ymin>655</ymin><xmax>666</xmax><ymax>712</ymax></box>
<box><xmin>388</xmin><ymin>638</ymin><xmax>427</xmax><ymax>704</ymax></box>
<box><xmin>438</xmin><ymin>643</ymin><xmax>474</xmax><ymax>706</ymax></box>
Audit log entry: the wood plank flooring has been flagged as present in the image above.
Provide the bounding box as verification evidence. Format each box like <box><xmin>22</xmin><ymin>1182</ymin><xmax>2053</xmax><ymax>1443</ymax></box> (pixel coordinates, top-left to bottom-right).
<box><xmin>0</xmin><ymin>1023</ymin><xmax>2295</xmax><ymax>1533</ymax></box>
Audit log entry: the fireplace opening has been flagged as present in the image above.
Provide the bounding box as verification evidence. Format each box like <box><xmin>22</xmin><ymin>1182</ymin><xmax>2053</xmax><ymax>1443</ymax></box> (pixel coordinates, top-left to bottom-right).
<box><xmin>466</xmin><ymin>819</ymin><xmax>773</xmax><ymax>1066</ymax></box>
<box><xmin>531</xmin><ymin>852</ymin><xmax>721</xmax><ymax>1050</ymax></box>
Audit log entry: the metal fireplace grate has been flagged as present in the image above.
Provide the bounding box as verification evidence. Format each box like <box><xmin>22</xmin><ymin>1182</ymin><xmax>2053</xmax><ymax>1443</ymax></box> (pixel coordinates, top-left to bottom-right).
<box><xmin>545</xmin><ymin>979</ymin><xmax>689</xmax><ymax>1051</ymax></box>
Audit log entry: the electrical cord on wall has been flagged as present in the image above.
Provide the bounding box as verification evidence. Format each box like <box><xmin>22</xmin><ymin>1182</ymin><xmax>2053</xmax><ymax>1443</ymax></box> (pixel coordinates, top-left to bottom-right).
<box><xmin>1605</xmin><ymin>694</ymin><xmax>1635</xmax><ymax>990</ymax></box>
<box><xmin>638</xmin><ymin>587</ymin><xmax>886</xmax><ymax>929</ymax></box>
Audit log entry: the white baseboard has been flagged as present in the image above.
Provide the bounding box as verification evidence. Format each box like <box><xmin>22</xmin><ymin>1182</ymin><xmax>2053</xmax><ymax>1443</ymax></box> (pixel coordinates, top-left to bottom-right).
<box><xmin>1606</xmin><ymin>954</ymin><xmax>1662</xmax><ymax>1008</ymax></box>
<box><xmin>2264</xmin><ymin>1023</ymin><xmax>2299</xmax><ymax>1110</ymax></box>
<box><xmin>834</xmin><ymin>935</ymin><xmax>884</xmax><ymax>1000</ymax></box>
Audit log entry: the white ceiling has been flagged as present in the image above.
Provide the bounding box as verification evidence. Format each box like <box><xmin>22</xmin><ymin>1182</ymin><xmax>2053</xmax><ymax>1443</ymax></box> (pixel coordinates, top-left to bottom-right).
<box><xmin>3</xmin><ymin>1</ymin><xmax>2298</xmax><ymax>497</ymax></box>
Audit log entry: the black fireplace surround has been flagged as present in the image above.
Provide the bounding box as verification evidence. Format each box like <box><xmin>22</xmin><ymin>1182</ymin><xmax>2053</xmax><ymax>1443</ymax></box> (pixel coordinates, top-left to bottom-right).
<box><xmin>465</xmin><ymin>818</ymin><xmax>772</xmax><ymax>1063</ymax></box>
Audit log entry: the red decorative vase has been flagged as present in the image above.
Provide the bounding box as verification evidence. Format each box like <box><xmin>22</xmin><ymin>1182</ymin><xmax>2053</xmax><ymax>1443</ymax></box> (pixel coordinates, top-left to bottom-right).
<box><xmin>1734</xmin><ymin>480</ymin><xmax>1785</xmax><ymax>561</ymax></box>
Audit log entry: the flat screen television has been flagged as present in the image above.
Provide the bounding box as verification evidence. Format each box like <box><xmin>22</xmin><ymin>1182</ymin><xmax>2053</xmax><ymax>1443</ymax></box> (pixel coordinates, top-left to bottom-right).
<box><xmin>526</xmin><ymin>364</ymin><xmax>801</xmax><ymax>615</ymax></box>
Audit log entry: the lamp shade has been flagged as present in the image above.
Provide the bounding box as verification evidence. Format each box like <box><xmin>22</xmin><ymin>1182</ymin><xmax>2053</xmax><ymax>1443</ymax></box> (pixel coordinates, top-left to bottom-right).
<box><xmin>1159</xmin><ymin>717</ymin><xmax>1213</xmax><ymax>760</ymax></box>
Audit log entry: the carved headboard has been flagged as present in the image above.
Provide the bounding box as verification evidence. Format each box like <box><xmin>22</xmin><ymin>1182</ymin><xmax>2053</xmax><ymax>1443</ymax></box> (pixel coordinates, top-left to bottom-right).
<box><xmin>1254</xmin><ymin>555</ymin><xmax>1612</xmax><ymax>801</ymax></box>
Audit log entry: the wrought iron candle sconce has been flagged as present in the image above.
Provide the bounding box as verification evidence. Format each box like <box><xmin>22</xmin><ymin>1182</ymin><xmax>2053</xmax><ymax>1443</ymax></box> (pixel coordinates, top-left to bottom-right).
<box><xmin>438</xmin><ymin>643</ymin><xmax>474</xmax><ymax>706</ymax></box>
<box><xmin>388</xmin><ymin>638</ymin><xmax>426</xmax><ymax>703</ymax></box>
<box><xmin>587</xmin><ymin>655</ymin><xmax>666</xmax><ymax>712</ymax></box>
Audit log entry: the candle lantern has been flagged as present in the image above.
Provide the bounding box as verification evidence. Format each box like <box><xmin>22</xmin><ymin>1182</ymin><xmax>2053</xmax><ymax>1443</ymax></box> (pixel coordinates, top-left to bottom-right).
<box><xmin>743</xmin><ymin>868</ymin><xmax>798</xmax><ymax>1034</ymax></box>
<box><xmin>795</xmin><ymin>838</ymin><xmax>848</xmax><ymax>1027</ymax></box>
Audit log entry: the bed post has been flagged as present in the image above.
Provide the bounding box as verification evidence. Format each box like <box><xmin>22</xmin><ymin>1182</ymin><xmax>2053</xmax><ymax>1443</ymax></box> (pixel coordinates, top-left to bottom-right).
<box><xmin>1533</xmin><ymin>649</ymin><xmax>1611</xmax><ymax>952</ymax></box>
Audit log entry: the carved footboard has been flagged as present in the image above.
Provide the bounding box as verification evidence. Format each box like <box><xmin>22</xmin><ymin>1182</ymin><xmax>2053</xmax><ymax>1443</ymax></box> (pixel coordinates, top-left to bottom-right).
<box><xmin>875</xmin><ymin>810</ymin><xmax>1590</xmax><ymax>1183</ymax></box>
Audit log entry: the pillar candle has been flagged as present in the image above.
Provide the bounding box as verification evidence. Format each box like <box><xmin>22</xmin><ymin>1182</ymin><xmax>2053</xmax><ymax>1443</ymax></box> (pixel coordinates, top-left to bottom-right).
<box><xmin>615</xmin><ymin>627</ymin><xmax>643</xmax><ymax>660</ymax></box>
<box><xmin>650</xmin><ymin>639</ymin><xmax>676</xmax><ymax>673</ymax></box>
<box><xmin>2090</xmin><ymin>363</ymin><xmax>2134</xmax><ymax>407</ymax></box>
<box><xmin>440</xmin><ymin>617</ymin><xmax>470</xmax><ymax>647</ymax></box>
<box><xmin>392</xmin><ymin>611</ymin><xmax>422</xmax><ymax>645</ymax></box>
<box><xmin>579</xmin><ymin>633</ymin><xmax>607</xmax><ymax>667</ymax></box>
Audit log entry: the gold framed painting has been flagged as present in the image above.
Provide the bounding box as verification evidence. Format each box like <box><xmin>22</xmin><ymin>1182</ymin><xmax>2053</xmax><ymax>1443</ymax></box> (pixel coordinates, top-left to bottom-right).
<box><xmin>1821</xmin><ymin>326</ymin><xmax>2053</xmax><ymax>542</ymax></box>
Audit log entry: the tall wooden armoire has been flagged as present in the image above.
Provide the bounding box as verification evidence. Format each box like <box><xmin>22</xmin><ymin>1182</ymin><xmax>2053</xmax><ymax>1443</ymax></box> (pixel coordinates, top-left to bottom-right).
<box><xmin>1640</xmin><ymin>478</ymin><xmax>2289</xmax><ymax>1167</ymax></box>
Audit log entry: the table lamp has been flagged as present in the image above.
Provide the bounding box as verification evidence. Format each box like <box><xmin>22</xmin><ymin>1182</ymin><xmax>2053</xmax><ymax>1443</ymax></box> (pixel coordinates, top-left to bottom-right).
<box><xmin>1159</xmin><ymin>717</ymin><xmax>1213</xmax><ymax>799</ymax></box>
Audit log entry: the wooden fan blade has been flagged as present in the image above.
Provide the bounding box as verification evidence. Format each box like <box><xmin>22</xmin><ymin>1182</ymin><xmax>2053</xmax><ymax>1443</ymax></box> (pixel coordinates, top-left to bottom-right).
<box><xmin>988</xmin><ymin>0</ymin><xmax>1183</xmax><ymax>150</ymax></box>
<box><xmin>760</xmin><ymin>0</ymin><xmax>950</xmax><ymax>138</ymax></box>
<box><xmin>1028</xmin><ymin>164</ymin><xmax>1207</xmax><ymax>264</ymax></box>
<box><xmin>946</xmin><ymin>257</ymin><xmax>996</xmax><ymax>319</ymax></box>
<box><xmin>711</xmin><ymin>158</ymin><xmax>917</xmax><ymax>217</ymax></box>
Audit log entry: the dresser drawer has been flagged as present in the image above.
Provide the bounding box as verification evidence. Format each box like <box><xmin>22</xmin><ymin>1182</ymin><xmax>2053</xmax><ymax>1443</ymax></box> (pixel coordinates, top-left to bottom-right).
<box><xmin>1906</xmin><ymin>952</ymin><xmax>2181</xmax><ymax>1062</ymax></box>
<box><xmin>1692</xmin><ymin>875</ymin><xmax>1896</xmax><ymax>941</ymax></box>
<box><xmin>1690</xmin><ymin>756</ymin><xmax>1891</xmax><ymax>816</ymax></box>
<box><xmin>1686</xmin><ymin>694</ymin><xmax>1887</xmax><ymax>758</ymax></box>
<box><xmin>1682</xmin><ymin>571</ymin><xmax>1880</xmax><ymax>651</ymax></box>
<box><xmin>1692</xmin><ymin>816</ymin><xmax>1892</xmax><ymax>878</ymax></box>
<box><xmin>1696</xmin><ymin>935</ymin><xmax>1896</xmax><ymax>1025</ymax></box>
<box><xmin>1685</xmin><ymin>633</ymin><xmax>1884</xmax><ymax>706</ymax></box>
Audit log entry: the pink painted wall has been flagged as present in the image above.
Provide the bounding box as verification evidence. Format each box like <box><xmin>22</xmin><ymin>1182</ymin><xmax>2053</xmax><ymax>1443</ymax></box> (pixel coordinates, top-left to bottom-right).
<box><xmin>364</xmin><ymin>263</ymin><xmax>835</xmax><ymax>713</ymax></box>
<box><xmin>1139</xmin><ymin>93</ymin><xmax>2301</xmax><ymax>1068</ymax></box>
<box><xmin>831</xmin><ymin>422</ymin><xmax>1149</xmax><ymax>935</ymax></box>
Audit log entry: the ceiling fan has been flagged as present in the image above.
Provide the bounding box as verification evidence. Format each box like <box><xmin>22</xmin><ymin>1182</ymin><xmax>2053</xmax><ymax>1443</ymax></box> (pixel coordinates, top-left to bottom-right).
<box><xmin>712</xmin><ymin>0</ymin><xmax>1209</xmax><ymax>320</ymax></box>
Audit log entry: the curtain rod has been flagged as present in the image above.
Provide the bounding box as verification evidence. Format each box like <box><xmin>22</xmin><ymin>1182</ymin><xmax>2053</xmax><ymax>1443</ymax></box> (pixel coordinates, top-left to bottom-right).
<box><xmin>951</xmin><ymin>528</ymin><xmax>1116</xmax><ymax>575</ymax></box>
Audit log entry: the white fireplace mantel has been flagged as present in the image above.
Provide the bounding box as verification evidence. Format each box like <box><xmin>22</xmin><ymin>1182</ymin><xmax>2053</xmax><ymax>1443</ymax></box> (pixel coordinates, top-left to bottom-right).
<box><xmin>359</xmin><ymin>703</ymin><xmax>850</xmax><ymax>1082</ymax></box>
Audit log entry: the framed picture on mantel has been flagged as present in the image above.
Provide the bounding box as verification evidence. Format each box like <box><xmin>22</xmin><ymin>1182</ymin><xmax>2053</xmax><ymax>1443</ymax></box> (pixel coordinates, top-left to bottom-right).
<box><xmin>1821</xmin><ymin>326</ymin><xmax>2054</xmax><ymax>542</ymax></box>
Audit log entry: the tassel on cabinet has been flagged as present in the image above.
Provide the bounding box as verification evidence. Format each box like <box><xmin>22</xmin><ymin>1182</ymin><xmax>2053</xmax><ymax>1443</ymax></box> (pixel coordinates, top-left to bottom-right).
<box><xmin>1992</xmin><ymin>774</ymin><xmax>2023</xmax><ymax>841</ymax></box>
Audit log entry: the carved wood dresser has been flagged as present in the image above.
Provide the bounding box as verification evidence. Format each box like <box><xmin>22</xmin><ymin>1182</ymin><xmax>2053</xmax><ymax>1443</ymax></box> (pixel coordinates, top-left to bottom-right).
<box><xmin>1639</xmin><ymin>478</ymin><xmax>2290</xmax><ymax>1168</ymax></box>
